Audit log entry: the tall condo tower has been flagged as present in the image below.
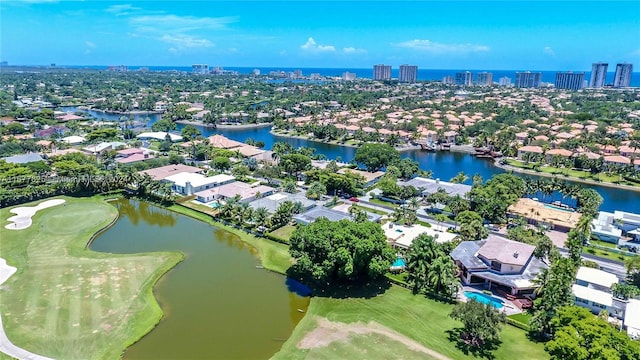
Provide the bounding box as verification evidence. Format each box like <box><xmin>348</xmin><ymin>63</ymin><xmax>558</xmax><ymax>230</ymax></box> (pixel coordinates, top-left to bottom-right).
<box><xmin>373</xmin><ymin>64</ymin><xmax>392</xmax><ymax>80</ymax></box>
<box><xmin>515</xmin><ymin>71</ymin><xmax>542</xmax><ymax>88</ymax></box>
<box><xmin>399</xmin><ymin>64</ymin><xmax>418</xmax><ymax>83</ymax></box>
<box><xmin>455</xmin><ymin>71</ymin><xmax>474</xmax><ymax>86</ymax></box>
<box><xmin>589</xmin><ymin>62</ymin><xmax>608</xmax><ymax>88</ymax></box>
<box><xmin>476</xmin><ymin>72</ymin><xmax>493</xmax><ymax>86</ymax></box>
<box><xmin>555</xmin><ymin>72</ymin><xmax>585</xmax><ymax>90</ymax></box>
<box><xmin>613</xmin><ymin>63</ymin><xmax>633</xmax><ymax>88</ymax></box>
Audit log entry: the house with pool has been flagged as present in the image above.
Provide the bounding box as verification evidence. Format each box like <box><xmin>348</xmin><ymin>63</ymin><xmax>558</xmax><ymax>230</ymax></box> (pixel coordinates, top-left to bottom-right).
<box><xmin>450</xmin><ymin>237</ymin><xmax>548</xmax><ymax>300</ymax></box>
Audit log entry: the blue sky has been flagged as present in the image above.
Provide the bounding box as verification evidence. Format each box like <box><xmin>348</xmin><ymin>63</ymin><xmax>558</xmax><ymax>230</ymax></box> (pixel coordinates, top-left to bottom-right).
<box><xmin>2</xmin><ymin>1</ymin><xmax>639</xmax><ymax>70</ymax></box>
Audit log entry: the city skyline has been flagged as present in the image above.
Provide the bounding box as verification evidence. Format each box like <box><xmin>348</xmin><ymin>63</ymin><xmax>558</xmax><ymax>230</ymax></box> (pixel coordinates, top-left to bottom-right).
<box><xmin>1</xmin><ymin>1</ymin><xmax>639</xmax><ymax>70</ymax></box>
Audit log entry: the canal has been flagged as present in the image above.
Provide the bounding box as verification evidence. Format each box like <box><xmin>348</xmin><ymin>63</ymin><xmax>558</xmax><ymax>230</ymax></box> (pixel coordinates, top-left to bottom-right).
<box><xmin>63</xmin><ymin>108</ymin><xmax>640</xmax><ymax>213</ymax></box>
<box><xmin>90</xmin><ymin>199</ymin><xmax>309</xmax><ymax>359</ymax></box>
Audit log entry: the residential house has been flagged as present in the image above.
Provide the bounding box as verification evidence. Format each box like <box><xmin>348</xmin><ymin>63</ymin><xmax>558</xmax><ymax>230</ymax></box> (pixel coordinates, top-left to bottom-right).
<box><xmin>136</xmin><ymin>132</ymin><xmax>183</xmax><ymax>142</ymax></box>
<box><xmin>249</xmin><ymin>192</ymin><xmax>316</xmax><ymax>214</ymax></box>
<box><xmin>517</xmin><ymin>145</ymin><xmax>544</xmax><ymax>160</ymax></box>
<box><xmin>337</xmin><ymin>168</ymin><xmax>385</xmax><ymax>188</ymax></box>
<box><xmin>164</xmin><ymin>173</ymin><xmax>235</xmax><ymax>195</ymax></box>
<box><xmin>384</xmin><ymin>222</ymin><xmax>458</xmax><ymax>249</ymax></box>
<box><xmin>2</xmin><ymin>153</ymin><xmax>44</xmax><ymax>164</ymax></box>
<box><xmin>450</xmin><ymin>237</ymin><xmax>548</xmax><ymax>297</ymax></box>
<box><xmin>34</xmin><ymin>126</ymin><xmax>67</xmax><ymax>139</ymax></box>
<box><xmin>138</xmin><ymin>164</ymin><xmax>203</xmax><ymax>181</ymax></box>
<box><xmin>293</xmin><ymin>207</ymin><xmax>352</xmax><ymax>225</ymax></box>
<box><xmin>401</xmin><ymin>177</ymin><xmax>471</xmax><ymax>198</ymax></box>
<box><xmin>593</xmin><ymin>210</ymin><xmax>640</xmax><ymax>243</ymax></box>
<box><xmin>194</xmin><ymin>181</ymin><xmax>275</xmax><ymax>203</ymax></box>
<box><xmin>572</xmin><ymin>267</ymin><xmax>628</xmax><ymax>320</ymax></box>
<box><xmin>207</xmin><ymin>134</ymin><xmax>244</xmax><ymax>149</ymax></box>
<box><xmin>115</xmin><ymin>148</ymin><xmax>153</xmax><ymax>164</ymax></box>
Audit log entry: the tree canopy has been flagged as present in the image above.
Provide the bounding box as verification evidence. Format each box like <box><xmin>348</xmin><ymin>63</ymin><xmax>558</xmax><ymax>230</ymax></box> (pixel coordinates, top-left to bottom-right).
<box><xmin>354</xmin><ymin>143</ymin><xmax>400</xmax><ymax>172</ymax></box>
<box><xmin>450</xmin><ymin>299</ymin><xmax>506</xmax><ymax>348</ymax></box>
<box><xmin>289</xmin><ymin>218</ymin><xmax>394</xmax><ymax>283</ymax></box>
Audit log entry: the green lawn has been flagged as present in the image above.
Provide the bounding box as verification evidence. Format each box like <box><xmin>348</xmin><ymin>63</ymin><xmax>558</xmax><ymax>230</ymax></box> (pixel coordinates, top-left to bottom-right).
<box><xmin>272</xmin><ymin>286</ymin><xmax>548</xmax><ymax>360</ymax></box>
<box><xmin>590</xmin><ymin>239</ymin><xmax>618</xmax><ymax>249</ymax></box>
<box><xmin>269</xmin><ymin>224</ymin><xmax>298</xmax><ymax>243</ymax></box>
<box><xmin>0</xmin><ymin>196</ymin><xmax>183</xmax><ymax>360</ymax></box>
<box><xmin>584</xmin><ymin>246</ymin><xmax>634</xmax><ymax>262</ymax></box>
<box><xmin>368</xmin><ymin>198</ymin><xmax>400</xmax><ymax>208</ymax></box>
<box><xmin>351</xmin><ymin>204</ymin><xmax>388</xmax><ymax>215</ymax></box>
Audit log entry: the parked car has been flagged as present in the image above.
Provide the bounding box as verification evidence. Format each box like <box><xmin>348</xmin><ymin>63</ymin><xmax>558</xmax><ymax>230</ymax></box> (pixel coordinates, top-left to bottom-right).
<box><xmin>348</xmin><ymin>197</ymin><xmax>359</xmax><ymax>202</ymax></box>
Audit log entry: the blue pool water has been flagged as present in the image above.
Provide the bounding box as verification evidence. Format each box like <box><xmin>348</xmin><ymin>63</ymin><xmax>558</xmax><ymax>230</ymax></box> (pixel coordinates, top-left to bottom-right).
<box><xmin>544</xmin><ymin>204</ymin><xmax>574</xmax><ymax>213</ymax></box>
<box><xmin>395</xmin><ymin>229</ymin><xmax>403</xmax><ymax>233</ymax></box>
<box><xmin>391</xmin><ymin>257</ymin><xmax>406</xmax><ymax>268</ymax></box>
<box><xmin>209</xmin><ymin>202</ymin><xmax>220</xmax><ymax>209</ymax></box>
<box><xmin>464</xmin><ymin>291</ymin><xmax>504</xmax><ymax>309</ymax></box>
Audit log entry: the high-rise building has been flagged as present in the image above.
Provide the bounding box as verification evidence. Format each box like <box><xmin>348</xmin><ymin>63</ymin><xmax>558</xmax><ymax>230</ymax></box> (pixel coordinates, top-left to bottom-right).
<box><xmin>613</xmin><ymin>63</ymin><xmax>633</xmax><ymax>88</ymax></box>
<box><xmin>342</xmin><ymin>71</ymin><xmax>356</xmax><ymax>81</ymax></box>
<box><xmin>373</xmin><ymin>64</ymin><xmax>392</xmax><ymax>80</ymax></box>
<box><xmin>589</xmin><ymin>62</ymin><xmax>608</xmax><ymax>88</ymax></box>
<box><xmin>192</xmin><ymin>64</ymin><xmax>209</xmax><ymax>74</ymax></box>
<box><xmin>555</xmin><ymin>71</ymin><xmax>585</xmax><ymax>90</ymax></box>
<box><xmin>455</xmin><ymin>71</ymin><xmax>473</xmax><ymax>86</ymax></box>
<box><xmin>499</xmin><ymin>77</ymin><xmax>512</xmax><ymax>87</ymax></box>
<box><xmin>442</xmin><ymin>75</ymin><xmax>455</xmax><ymax>85</ymax></box>
<box><xmin>515</xmin><ymin>71</ymin><xmax>542</xmax><ymax>88</ymax></box>
<box><xmin>476</xmin><ymin>72</ymin><xmax>493</xmax><ymax>86</ymax></box>
<box><xmin>399</xmin><ymin>64</ymin><xmax>418</xmax><ymax>83</ymax></box>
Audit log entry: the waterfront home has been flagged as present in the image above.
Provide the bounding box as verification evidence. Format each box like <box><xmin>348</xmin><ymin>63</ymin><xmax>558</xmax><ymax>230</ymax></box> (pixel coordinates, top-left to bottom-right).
<box><xmin>194</xmin><ymin>181</ymin><xmax>275</xmax><ymax>203</ymax></box>
<box><xmin>443</xmin><ymin>130</ymin><xmax>458</xmax><ymax>144</ymax></box>
<box><xmin>384</xmin><ymin>222</ymin><xmax>458</xmax><ymax>249</ymax></box>
<box><xmin>139</xmin><ymin>164</ymin><xmax>203</xmax><ymax>181</ymax></box>
<box><xmin>507</xmin><ymin>198</ymin><xmax>581</xmax><ymax>232</ymax></box>
<box><xmin>164</xmin><ymin>173</ymin><xmax>235</xmax><ymax>196</ymax></box>
<box><xmin>603</xmin><ymin>155</ymin><xmax>632</xmax><ymax>168</ymax></box>
<box><xmin>516</xmin><ymin>145</ymin><xmax>544</xmax><ymax>160</ymax></box>
<box><xmin>592</xmin><ymin>210</ymin><xmax>640</xmax><ymax>243</ymax></box>
<box><xmin>136</xmin><ymin>131</ymin><xmax>183</xmax><ymax>142</ymax></box>
<box><xmin>545</xmin><ymin>148</ymin><xmax>573</xmax><ymax>162</ymax></box>
<box><xmin>572</xmin><ymin>267</ymin><xmax>632</xmax><ymax>324</ymax></box>
<box><xmin>249</xmin><ymin>192</ymin><xmax>316</xmax><ymax>214</ymax></box>
<box><xmin>207</xmin><ymin>134</ymin><xmax>244</xmax><ymax>149</ymax></box>
<box><xmin>55</xmin><ymin>112</ymin><xmax>84</xmax><ymax>122</ymax></box>
<box><xmin>400</xmin><ymin>177</ymin><xmax>471</xmax><ymax>198</ymax></box>
<box><xmin>450</xmin><ymin>237</ymin><xmax>547</xmax><ymax>297</ymax></box>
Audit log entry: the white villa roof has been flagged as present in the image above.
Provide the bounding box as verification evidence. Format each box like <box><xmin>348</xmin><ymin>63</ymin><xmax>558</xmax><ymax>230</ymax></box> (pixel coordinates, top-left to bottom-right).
<box><xmin>572</xmin><ymin>284</ymin><xmax>613</xmax><ymax>307</ymax></box>
<box><xmin>61</xmin><ymin>135</ymin><xmax>86</xmax><ymax>144</ymax></box>
<box><xmin>137</xmin><ymin>131</ymin><xmax>183</xmax><ymax>142</ymax></box>
<box><xmin>384</xmin><ymin>223</ymin><xmax>458</xmax><ymax>248</ymax></box>
<box><xmin>625</xmin><ymin>299</ymin><xmax>640</xmax><ymax>338</ymax></box>
<box><xmin>164</xmin><ymin>172</ymin><xmax>235</xmax><ymax>188</ymax></box>
<box><xmin>576</xmin><ymin>267</ymin><xmax>619</xmax><ymax>289</ymax></box>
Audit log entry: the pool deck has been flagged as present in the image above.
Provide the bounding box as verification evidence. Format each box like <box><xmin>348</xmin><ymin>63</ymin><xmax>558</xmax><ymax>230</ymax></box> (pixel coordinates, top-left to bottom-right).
<box><xmin>459</xmin><ymin>286</ymin><xmax>523</xmax><ymax>316</ymax></box>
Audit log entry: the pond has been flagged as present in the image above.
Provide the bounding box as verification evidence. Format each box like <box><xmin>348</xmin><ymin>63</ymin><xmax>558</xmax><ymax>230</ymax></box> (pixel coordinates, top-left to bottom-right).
<box><xmin>90</xmin><ymin>199</ymin><xmax>309</xmax><ymax>359</ymax></box>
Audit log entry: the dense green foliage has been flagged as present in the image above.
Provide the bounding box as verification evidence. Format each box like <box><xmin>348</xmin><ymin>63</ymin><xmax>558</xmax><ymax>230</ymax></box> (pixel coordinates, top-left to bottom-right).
<box><xmin>450</xmin><ymin>299</ymin><xmax>506</xmax><ymax>347</ymax></box>
<box><xmin>354</xmin><ymin>143</ymin><xmax>400</xmax><ymax>172</ymax></box>
<box><xmin>406</xmin><ymin>234</ymin><xmax>460</xmax><ymax>299</ymax></box>
<box><xmin>289</xmin><ymin>218</ymin><xmax>394</xmax><ymax>283</ymax></box>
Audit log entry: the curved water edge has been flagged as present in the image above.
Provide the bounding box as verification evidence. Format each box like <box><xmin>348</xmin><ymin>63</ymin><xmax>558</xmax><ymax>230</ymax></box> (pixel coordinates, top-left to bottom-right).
<box><xmin>90</xmin><ymin>198</ymin><xmax>308</xmax><ymax>359</ymax></box>
<box><xmin>62</xmin><ymin>106</ymin><xmax>640</xmax><ymax>213</ymax></box>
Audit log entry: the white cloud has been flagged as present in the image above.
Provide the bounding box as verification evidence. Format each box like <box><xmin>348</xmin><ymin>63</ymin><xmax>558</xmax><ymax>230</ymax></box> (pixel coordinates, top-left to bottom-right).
<box><xmin>85</xmin><ymin>41</ymin><xmax>96</xmax><ymax>49</ymax></box>
<box><xmin>343</xmin><ymin>47</ymin><xmax>366</xmax><ymax>54</ymax></box>
<box><xmin>160</xmin><ymin>34</ymin><xmax>213</xmax><ymax>49</ymax></box>
<box><xmin>131</xmin><ymin>15</ymin><xmax>236</xmax><ymax>33</ymax></box>
<box><xmin>543</xmin><ymin>46</ymin><xmax>555</xmax><ymax>57</ymax></box>
<box><xmin>300</xmin><ymin>37</ymin><xmax>335</xmax><ymax>52</ymax></box>
<box><xmin>393</xmin><ymin>39</ymin><xmax>489</xmax><ymax>54</ymax></box>
<box><xmin>105</xmin><ymin>4</ymin><xmax>142</xmax><ymax>16</ymax></box>
<box><xmin>631</xmin><ymin>49</ymin><xmax>640</xmax><ymax>57</ymax></box>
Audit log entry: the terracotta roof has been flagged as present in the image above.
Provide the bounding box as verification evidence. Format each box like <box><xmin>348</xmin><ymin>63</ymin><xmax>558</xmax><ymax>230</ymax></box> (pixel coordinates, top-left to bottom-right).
<box><xmin>518</xmin><ymin>145</ymin><xmax>544</xmax><ymax>154</ymax></box>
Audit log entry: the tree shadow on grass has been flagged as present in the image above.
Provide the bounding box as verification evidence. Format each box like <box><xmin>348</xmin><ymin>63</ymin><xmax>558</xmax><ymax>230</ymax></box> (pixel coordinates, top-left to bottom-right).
<box><xmin>446</xmin><ymin>327</ymin><xmax>502</xmax><ymax>360</ymax></box>
<box><xmin>286</xmin><ymin>267</ymin><xmax>391</xmax><ymax>299</ymax></box>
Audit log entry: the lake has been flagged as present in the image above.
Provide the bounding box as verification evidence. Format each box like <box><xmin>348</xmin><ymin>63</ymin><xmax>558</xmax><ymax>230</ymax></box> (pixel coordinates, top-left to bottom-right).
<box><xmin>90</xmin><ymin>199</ymin><xmax>309</xmax><ymax>359</ymax></box>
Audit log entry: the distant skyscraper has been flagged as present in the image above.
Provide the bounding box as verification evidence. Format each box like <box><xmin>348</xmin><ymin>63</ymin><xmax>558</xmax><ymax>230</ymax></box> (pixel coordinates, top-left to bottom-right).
<box><xmin>476</xmin><ymin>72</ymin><xmax>493</xmax><ymax>86</ymax></box>
<box><xmin>399</xmin><ymin>64</ymin><xmax>418</xmax><ymax>83</ymax></box>
<box><xmin>455</xmin><ymin>71</ymin><xmax>474</xmax><ymax>86</ymax></box>
<box><xmin>192</xmin><ymin>64</ymin><xmax>209</xmax><ymax>74</ymax></box>
<box><xmin>499</xmin><ymin>77</ymin><xmax>512</xmax><ymax>87</ymax></box>
<box><xmin>342</xmin><ymin>71</ymin><xmax>356</xmax><ymax>81</ymax></box>
<box><xmin>373</xmin><ymin>64</ymin><xmax>391</xmax><ymax>80</ymax></box>
<box><xmin>555</xmin><ymin>71</ymin><xmax>585</xmax><ymax>90</ymax></box>
<box><xmin>442</xmin><ymin>75</ymin><xmax>455</xmax><ymax>85</ymax></box>
<box><xmin>613</xmin><ymin>63</ymin><xmax>633</xmax><ymax>88</ymax></box>
<box><xmin>515</xmin><ymin>71</ymin><xmax>542</xmax><ymax>88</ymax></box>
<box><xmin>589</xmin><ymin>62</ymin><xmax>608</xmax><ymax>88</ymax></box>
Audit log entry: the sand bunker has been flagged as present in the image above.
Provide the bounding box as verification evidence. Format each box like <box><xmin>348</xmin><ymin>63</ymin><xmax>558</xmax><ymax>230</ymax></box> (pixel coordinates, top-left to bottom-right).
<box><xmin>5</xmin><ymin>199</ymin><xmax>66</xmax><ymax>230</ymax></box>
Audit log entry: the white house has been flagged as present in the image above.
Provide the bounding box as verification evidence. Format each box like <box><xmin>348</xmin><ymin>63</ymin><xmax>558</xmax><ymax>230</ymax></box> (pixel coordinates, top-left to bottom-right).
<box><xmin>136</xmin><ymin>131</ymin><xmax>183</xmax><ymax>142</ymax></box>
<box><xmin>572</xmin><ymin>267</ymin><xmax>627</xmax><ymax>319</ymax></box>
<box><xmin>163</xmin><ymin>172</ymin><xmax>235</xmax><ymax>195</ymax></box>
<box><xmin>592</xmin><ymin>210</ymin><xmax>640</xmax><ymax>243</ymax></box>
<box><xmin>195</xmin><ymin>181</ymin><xmax>275</xmax><ymax>203</ymax></box>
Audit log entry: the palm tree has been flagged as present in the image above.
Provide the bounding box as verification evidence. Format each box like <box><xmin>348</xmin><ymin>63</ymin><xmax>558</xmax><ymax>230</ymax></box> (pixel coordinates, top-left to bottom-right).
<box><xmin>406</xmin><ymin>234</ymin><xmax>441</xmax><ymax>294</ymax></box>
<box><xmin>427</xmin><ymin>254</ymin><xmax>460</xmax><ymax>299</ymax></box>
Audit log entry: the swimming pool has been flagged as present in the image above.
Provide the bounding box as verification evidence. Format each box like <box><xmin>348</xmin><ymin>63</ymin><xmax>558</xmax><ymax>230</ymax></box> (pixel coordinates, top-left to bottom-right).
<box><xmin>391</xmin><ymin>257</ymin><xmax>406</xmax><ymax>268</ymax></box>
<box><xmin>209</xmin><ymin>202</ymin><xmax>221</xmax><ymax>209</ymax></box>
<box><xmin>463</xmin><ymin>291</ymin><xmax>504</xmax><ymax>309</ymax></box>
<box><xmin>544</xmin><ymin>204</ymin><xmax>575</xmax><ymax>213</ymax></box>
